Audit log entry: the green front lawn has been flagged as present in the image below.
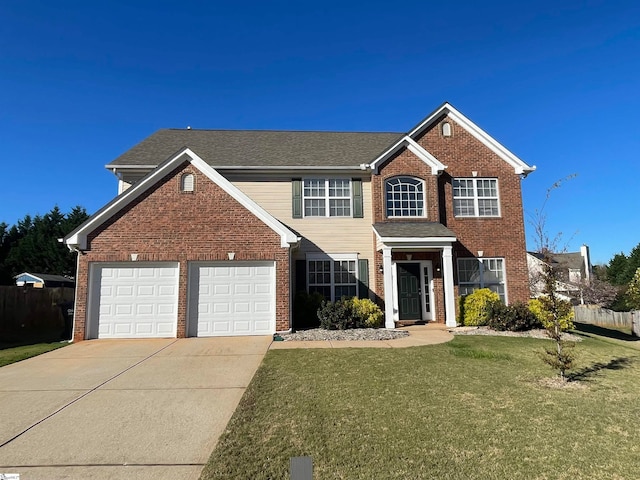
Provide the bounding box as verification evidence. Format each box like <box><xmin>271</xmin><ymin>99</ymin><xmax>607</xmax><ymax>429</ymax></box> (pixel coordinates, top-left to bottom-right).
<box><xmin>0</xmin><ymin>342</ymin><xmax>68</xmax><ymax>367</ymax></box>
<box><xmin>202</xmin><ymin>334</ymin><xmax>640</xmax><ymax>480</ymax></box>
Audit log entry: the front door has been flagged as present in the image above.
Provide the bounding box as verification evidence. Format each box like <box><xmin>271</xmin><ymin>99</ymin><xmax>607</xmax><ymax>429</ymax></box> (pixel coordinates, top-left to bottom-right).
<box><xmin>397</xmin><ymin>262</ymin><xmax>421</xmax><ymax>320</ymax></box>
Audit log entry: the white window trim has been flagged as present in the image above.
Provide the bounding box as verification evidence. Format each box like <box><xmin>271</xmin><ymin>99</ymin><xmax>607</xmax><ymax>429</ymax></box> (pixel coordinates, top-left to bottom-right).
<box><xmin>385</xmin><ymin>176</ymin><xmax>427</xmax><ymax>218</ymax></box>
<box><xmin>302</xmin><ymin>178</ymin><xmax>352</xmax><ymax>218</ymax></box>
<box><xmin>457</xmin><ymin>257</ymin><xmax>508</xmax><ymax>303</ymax></box>
<box><xmin>453</xmin><ymin>178</ymin><xmax>501</xmax><ymax>218</ymax></box>
<box><xmin>306</xmin><ymin>253</ymin><xmax>359</xmax><ymax>301</ymax></box>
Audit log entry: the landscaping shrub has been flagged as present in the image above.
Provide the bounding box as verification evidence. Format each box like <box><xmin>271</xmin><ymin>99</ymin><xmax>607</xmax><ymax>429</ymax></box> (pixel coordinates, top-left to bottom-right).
<box><xmin>457</xmin><ymin>294</ymin><xmax>467</xmax><ymax>326</ymax></box>
<box><xmin>351</xmin><ymin>298</ymin><xmax>384</xmax><ymax>328</ymax></box>
<box><xmin>318</xmin><ymin>297</ymin><xmax>384</xmax><ymax>330</ymax></box>
<box><xmin>293</xmin><ymin>291</ymin><xmax>325</xmax><ymax>329</ymax></box>
<box><xmin>529</xmin><ymin>298</ymin><xmax>575</xmax><ymax>331</ymax></box>
<box><xmin>462</xmin><ymin>289</ymin><xmax>500</xmax><ymax>326</ymax></box>
<box><xmin>318</xmin><ymin>298</ymin><xmax>358</xmax><ymax>330</ymax></box>
<box><xmin>488</xmin><ymin>301</ymin><xmax>542</xmax><ymax>331</ymax></box>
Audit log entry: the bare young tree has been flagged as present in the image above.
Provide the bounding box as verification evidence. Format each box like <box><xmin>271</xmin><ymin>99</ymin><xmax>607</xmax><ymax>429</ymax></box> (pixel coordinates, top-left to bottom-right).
<box><xmin>528</xmin><ymin>175</ymin><xmax>578</xmax><ymax>381</ymax></box>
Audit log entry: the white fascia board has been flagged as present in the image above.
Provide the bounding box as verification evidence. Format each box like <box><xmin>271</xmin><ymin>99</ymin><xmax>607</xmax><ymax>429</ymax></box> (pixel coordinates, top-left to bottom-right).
<box><xmin>13</xmin><ymin>272</ymin><xmax>44</xmax><ymax>283</ymax></box>
<box><xmin>379</xmin><ymin>236</ymin><xmax>457</xmax><ymax>245</ymax></box>
<box><xmin>105</xmin><ymin>164</ymin><xmax>158</xmax><ymax>170</ymax></box>
<box><xmin>370</xmin><ymin>136</ymin><xmax>446</xmax><ymax>174</ymax></box>
<box><xmin>369</xmin><ymin>136</ymin><xmax>410</xmax><ymax>173</ymax></box>
<box><xmin>405</xmin><ymin>137</ymin><xmax>447</xmax><ymax>174</ymax></box>
<box><xmin>108</xmin><ymin>164</ymin><xmax>365</xmax><ymax>171</ymax></box>
<box><xmin>188</xmin><ymin>153</ymin><xmax>299</xmax><ymax>248</ymax></box>
<box><xmin>66</xmin><ymin>148</ymin><xmax>299</xmax><ymax>250</ymax></box>
<box><xmin>407</xmin><ymin>103</ymin><xmax>536</xmax><ymax>175</ymax></box>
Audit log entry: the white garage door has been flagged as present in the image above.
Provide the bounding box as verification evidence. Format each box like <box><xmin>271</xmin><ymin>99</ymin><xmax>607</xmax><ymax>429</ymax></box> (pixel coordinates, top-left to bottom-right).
<box><xmin>189</xmin><ymin>262</ymin><xmax>275</xmax><ymax>337</ymax></box>
<box><xmin>89</xmin><ymin>263</ymin><xmax>179</xmax><ymax>339</ymax></box>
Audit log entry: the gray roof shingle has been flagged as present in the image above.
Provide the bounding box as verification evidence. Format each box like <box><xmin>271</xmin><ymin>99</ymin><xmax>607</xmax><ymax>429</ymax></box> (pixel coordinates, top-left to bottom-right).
<box><xmin>373</xmin><ymin>222</ymin><xmax>457</xmax><ymax>238</ymax></box>
<box><xmin>107</xmin><ymin>129</ymin><xmax>404</xmax><ymax>168</ymax></box>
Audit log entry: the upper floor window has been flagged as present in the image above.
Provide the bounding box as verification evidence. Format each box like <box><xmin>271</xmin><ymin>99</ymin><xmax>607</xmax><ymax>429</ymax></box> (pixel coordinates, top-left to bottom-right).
<box><xmin>385</xmin><ymin>176</ymin><xmax>425</xmax><ymax>217</ymax></box>
<box><xmin>180</xmin><ymin>173</ymin><xmax>195</xmax><ymax>192</ymax></box>
<box><xmin>453</xmin><ymin>178</ymin><xmax>499</xmax><ymax>217</ymax></box>
<box><xmin>457</xmin><ymin>257</ymin><xmax>506</xmax><ymax>303</ymax></box>
<box><xmin>303</xmin><ymin>179</ymin><xmax>351</xmax><ymax>217</ymax></box>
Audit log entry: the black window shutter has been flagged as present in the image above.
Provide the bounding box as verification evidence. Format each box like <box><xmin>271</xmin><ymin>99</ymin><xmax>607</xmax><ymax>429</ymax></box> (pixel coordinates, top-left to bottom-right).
<box><xmin>292</xmin><ymin>179</ymin><xmax>302</xmax><ymax>218</ymax></box>
<box><xmin>358</xmin><ymin>259</ymin><xmax>369</xmax><ymax>299</ymax></box>
<box><xmin>295</xmin><ymin>260</ymin><xmax>307</xmax><ymax>293</ymax></box>
<box><xmin>352</xmin><ymin>178</ymin><xmax>363</xmax><ymax>218</ymax></box>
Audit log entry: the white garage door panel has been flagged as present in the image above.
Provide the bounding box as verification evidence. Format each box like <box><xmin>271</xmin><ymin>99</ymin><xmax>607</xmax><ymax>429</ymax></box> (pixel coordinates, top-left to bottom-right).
<box><xmin>189</xmin><ymin>262</ymin><xmax>275</xmax><ymax>337</ymax></box>
<box><xmin>91</xmin><ymin>264</ymin><xmax>179</xmax><ymax>339</ymax></box>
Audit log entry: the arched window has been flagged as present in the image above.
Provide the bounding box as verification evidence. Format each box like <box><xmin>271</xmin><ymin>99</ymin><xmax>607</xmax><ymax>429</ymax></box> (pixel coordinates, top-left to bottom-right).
<box><xmin>385</xmin><ymin>176</ymin><xmax>425</xmax><ymax>217</ymax></box>
<box><xmin>180</xmin><ymin>173</ymin><xmax>194</xmax><ymax>192</ymax></box>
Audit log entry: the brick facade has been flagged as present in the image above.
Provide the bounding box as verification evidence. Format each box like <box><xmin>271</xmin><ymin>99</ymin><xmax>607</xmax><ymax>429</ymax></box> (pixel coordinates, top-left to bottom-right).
<box><xmin>73</xmin><ymin>161</ymin><xmax>290</xmax><ymax>342</ymax></box>
<box><xmin>371</xmin><ymin>116</ymin><xmax>530</xmax><ymax>323</ymax></box>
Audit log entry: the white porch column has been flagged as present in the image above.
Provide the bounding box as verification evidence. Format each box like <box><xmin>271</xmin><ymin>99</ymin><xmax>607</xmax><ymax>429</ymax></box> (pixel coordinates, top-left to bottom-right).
<box><xmin>382</xmin><ymin>247</ymin><xmax>395</xmax><ymax>328</ymax></box>
<box><xmin>442</xmin><ymin>245</ymin><xmax>457</xmax><ymax>327</ymax></box>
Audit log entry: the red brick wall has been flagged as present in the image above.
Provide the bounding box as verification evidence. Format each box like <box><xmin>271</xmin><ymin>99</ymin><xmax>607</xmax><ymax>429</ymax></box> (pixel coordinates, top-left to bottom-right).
<box><xmin>73</xmin><ymin>161</ymin><xmax>290</xmax><ymax>342</ymax></box>
<box><xmin>371</xmin><ymin>116</ymin><xmax>530</xmax><ymax>320</ymax></box>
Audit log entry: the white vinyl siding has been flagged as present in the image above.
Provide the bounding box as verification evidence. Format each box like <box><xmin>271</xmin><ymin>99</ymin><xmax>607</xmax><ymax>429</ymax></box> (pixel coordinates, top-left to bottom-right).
<box><xmin>229</xmin><ymin>176</ymin><xmax>375</xmax><ymax>290</ymax></box>
<box><xmin>457</xmin><ymin>257</ymin><xmax>507</xmax><ymax>303</ymax></box>
<box><xmin>453</xmin><ymin>178</ymin><xmax>500</xmax><ymax>217</ymax></box>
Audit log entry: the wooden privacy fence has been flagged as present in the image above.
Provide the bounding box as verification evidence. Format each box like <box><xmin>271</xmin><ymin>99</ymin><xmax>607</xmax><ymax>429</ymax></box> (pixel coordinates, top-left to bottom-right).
<box><xmin>573</xmin><ymin>305</ymin><xmax>639</xmax><ymax>336</ymax></box>
<box><xmin>0</xmin><ymin>286</ymin><xmax>74</xmax><ymax>341</ymax></box>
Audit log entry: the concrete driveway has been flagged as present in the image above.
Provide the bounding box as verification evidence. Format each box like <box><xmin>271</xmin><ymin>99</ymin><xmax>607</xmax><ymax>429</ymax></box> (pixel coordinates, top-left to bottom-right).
<box><xmin>0</xmin><ymin>336</ymin><xmax>271</xmax><ymax>480</ymax></box>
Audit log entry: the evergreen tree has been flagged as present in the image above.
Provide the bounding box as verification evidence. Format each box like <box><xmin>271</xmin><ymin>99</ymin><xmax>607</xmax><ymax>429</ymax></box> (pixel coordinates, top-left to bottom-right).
<box><xmin>0</xmin><ymin>206</ymin><xmax>89</xmax><ymax>284</ymax></box>
<box><xmin>623</xmin><ymin>244</ymin><xmax>640</xmax><ymax>285</ymax></box>
<box><xmin>607</xmin><ymin>253</ymin><xmax>629</xmax><ymax>285</ymax></box>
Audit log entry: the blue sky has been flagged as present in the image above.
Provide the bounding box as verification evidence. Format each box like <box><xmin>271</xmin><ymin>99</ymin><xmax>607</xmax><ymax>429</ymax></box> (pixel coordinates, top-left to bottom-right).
<box><xmin>1</xmin><ymin>0</ymin><xmax>639</xmax><ymax>264</ymax></box>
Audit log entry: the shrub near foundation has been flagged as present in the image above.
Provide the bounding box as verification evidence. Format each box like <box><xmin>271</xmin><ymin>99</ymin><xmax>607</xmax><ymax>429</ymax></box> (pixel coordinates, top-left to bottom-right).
<box><xmin>462</xmin><ymin>289</ymin><xmax>500</xmax><ymax>326</ymax></box>
<box><xmin>351</xmin><ymin>298</ymin><xmax>383</xmax><ymax>328</ymax></box>
<box><xmin>318</xmin><ymin>297</ymin><xmax>384</xmax><ymax>330</ymax></box>
<box><xmin>488</xmin><ymin>301</ymin><xmax>542</xmax><ymax>331</ymax></box>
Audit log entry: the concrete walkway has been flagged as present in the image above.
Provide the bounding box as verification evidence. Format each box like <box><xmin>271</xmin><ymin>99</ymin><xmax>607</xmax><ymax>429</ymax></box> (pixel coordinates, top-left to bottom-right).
<box><xmin>0</xmin><ymin>336</ymin><xmax>271</xmax><ymax>480</ymax></box>
<box><xmin>270</xmin><ymin>323</ymin><xmax>454</xmax><ymax>350</ymax></box>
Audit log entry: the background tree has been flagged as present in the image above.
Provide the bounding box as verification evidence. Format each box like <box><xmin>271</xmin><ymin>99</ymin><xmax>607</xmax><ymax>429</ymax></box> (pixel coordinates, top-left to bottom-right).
<box><xmin>579</xmin><ymin>277</ymin><xmax>619</xmax><ymax>308</ymax></box>
<box><xmin>625</xmin><ymin>268</ymin><xmax>640</xmax><ymax>310</ymax></box>
<box><xmin>0</xmin><ymin>206</ymin><xmax>89</xmax><ymax>284</ymax></box>
<box><xmin>607</xmin><ymin>252</ymin><xmax>630</xmax><ymax>285</ymax></box>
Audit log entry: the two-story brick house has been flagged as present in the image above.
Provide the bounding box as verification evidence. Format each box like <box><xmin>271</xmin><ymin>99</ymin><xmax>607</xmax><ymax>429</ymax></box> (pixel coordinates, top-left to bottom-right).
<box><xmin>64</xmin><ymin>102</ymin><xmax>535</xmax><ymax>341</ymax></box>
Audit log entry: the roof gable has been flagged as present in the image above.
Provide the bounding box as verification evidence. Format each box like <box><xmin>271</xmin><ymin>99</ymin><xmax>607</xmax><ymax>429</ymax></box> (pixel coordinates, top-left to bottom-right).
<box><xmin>368</xmin><ymin>136</ymin><xmax>448</xmax><ymax>174</ymax></box>
<box><xmin>406</xmin><ymin>102</ymin><xmax>536</xmax><ymax>175</ymax></box>
<box><xmin>65</xmin><ymin>148</ymin><xmax>300</xmax><ymax>250</ymax></box>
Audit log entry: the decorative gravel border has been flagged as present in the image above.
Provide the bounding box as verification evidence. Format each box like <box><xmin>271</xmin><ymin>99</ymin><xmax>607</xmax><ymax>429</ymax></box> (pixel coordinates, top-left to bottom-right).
<box><xmin>278</xmin><ymin>328</ymin><xmax>410</xmax><ymax>341</ymax></box>
<box><xmin>451</xmin><ymin>326</ymin><xmax>583</xmax><ymax>342</ymax></box>
<box><xmin>277</xmin><ymin>326</ymin><xmax>582</xmax><ymax>342</ymax></box>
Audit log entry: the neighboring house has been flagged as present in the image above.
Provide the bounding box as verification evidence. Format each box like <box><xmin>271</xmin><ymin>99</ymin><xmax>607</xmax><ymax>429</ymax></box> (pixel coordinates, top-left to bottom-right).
<box><xmin>64</xmin><ymin>102</ymin><xmax>535</xmax><ymax>342</ymax></box>
<box><xmin>527</xmin><ymin>245</ymin><xmax>592</xmax><ymax>303</ymax></box>
<box><xmin>14</xmin><ymin>272</ymin><xmax>75</xmax><ymax>289</ymax></box>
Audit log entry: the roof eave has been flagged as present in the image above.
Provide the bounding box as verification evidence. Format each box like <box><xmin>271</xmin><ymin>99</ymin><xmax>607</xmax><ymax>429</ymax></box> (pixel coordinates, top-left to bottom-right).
<box><xmin>67</xmin><ymin>148</ymin><xmax>300</xmax><ymax>251</ymax></box>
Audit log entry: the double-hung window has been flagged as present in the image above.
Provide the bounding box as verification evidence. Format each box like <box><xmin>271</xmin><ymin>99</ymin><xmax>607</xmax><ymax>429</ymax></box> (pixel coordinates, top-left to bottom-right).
<box><xmin>457</xmin><ymin>257</ymin><xmax>507</xmax><ymax>303</ymax></box>
<box><xmin>307</xmin><ymin>255</ymin><xmax>358</xmax><ymax>301</ymax></box>
<box><xmin>385</xmin><ymin>176</ymin><xmax>425</xmax><ymax>217</ymax></box>
<box><xmin>303</xmin><ymin>179</ymin><xmax>351</xmax><ymax>217</ymax></box>
<box><xmin>453</xmin><ymin>178</ymin><xmax>499</xmax><ymax>217</ymax></box>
